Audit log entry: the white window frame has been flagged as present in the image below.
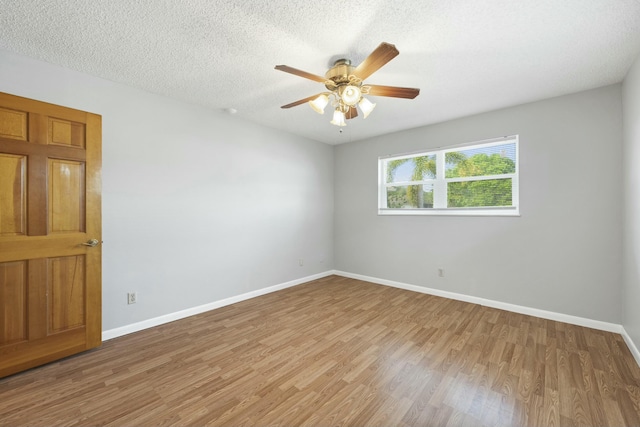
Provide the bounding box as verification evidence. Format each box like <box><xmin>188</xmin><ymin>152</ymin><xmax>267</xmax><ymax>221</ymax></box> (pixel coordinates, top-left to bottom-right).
<box><xmin>378</xmin><ymin>135</ymin><xmax>519</xmax><ymax>216</ymax></box>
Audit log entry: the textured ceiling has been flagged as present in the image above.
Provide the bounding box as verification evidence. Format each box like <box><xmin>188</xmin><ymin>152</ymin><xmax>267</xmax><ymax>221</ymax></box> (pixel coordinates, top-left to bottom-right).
<box><xmin>1</xmin><ymin>0</ymin><xmax>640</xmax><ymax>145</ymax></box>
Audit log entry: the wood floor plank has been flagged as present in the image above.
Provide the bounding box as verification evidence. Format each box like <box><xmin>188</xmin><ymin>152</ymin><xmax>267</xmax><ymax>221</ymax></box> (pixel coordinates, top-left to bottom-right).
<box><xmin>1</xmin><ymin>275</ymin><xmax>639</xmax><ymax>426</ymax></box>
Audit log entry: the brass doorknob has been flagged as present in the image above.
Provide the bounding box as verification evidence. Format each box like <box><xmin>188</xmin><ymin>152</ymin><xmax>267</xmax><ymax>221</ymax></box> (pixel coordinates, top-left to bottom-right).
<box><xmin>81</xmin><ymin>239</ymin><xmax>100</xmax><ymax>247</ymax></box>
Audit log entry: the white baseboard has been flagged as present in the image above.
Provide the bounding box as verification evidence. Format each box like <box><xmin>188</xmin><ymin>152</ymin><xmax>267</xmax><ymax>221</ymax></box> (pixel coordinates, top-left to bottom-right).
<box><xmin>621</xmin><ymin>328</ymin><xmax>640</xmax><ymax>368</ymax></box>
<box><xmin>102</xmin><ymin>271</ymin><xmax>334</xmax><ymax>341</ymax></box>
<box><xmin>332</xmin><ymin>270</ymin><xmax>624</xmax><ymax>334</ymax></box>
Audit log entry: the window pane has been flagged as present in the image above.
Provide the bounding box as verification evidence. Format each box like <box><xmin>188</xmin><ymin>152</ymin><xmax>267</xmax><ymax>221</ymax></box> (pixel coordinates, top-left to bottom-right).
<box><xmin>447</xmin><ymin>178</ymin><xmax>512</xmax><ymax>207</ymax></box>
<box><xmin>445</xmin><ymin>142</ymin><xmax>516</xmax><ymax>178</ymax></box>
<box><xmin>386</xmin><ymin>155</ymin><xmax>436</xmax><ymax>183</ymax></box>
<box><xmin>386</xmin><ymin>184</ymin><xmax>434</xmax><ymax>208</ymax></box>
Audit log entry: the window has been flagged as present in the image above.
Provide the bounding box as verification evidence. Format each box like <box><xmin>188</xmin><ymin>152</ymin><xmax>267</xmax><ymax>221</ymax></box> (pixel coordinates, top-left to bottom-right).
<box><xmin>379</xmin><ymin>136</ymin><xmax>519</xmax><ymax>216</ymax></box>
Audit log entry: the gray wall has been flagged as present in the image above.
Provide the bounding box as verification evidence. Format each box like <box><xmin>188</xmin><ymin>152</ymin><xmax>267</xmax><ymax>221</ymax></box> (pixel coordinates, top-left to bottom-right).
<box><xmin>623</xmin><ymin>54</ymin><xmax>640</xmax><ymax>348</ymax></box>
<box><xmin>0</xmin><ymin>47</ymin><xmax>632</xmax><ymax>336</ymax></box>
<box><xmin>0</xmin><ymin>49</ymin><xmax>334</xmax><ymax>331</ymax></box>
<box><xmin>335</xmin><ymin>85</ymin><xmax>623</xmax><ymax>323</ymax></box>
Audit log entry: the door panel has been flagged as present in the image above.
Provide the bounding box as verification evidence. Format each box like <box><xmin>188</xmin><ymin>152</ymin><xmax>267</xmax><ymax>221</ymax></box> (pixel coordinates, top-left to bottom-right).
<box><xmin>0</xmin><ymin>261</ymin><xmax>27</xmax><ymax>345</ymax></box>
<box><xmin>0</xmin><ymin>107</ymin><xmax>28</xmax><ymax>140</ymax></box>
<box><xmin>48</xmin><ymin>118</ymin><xmax>85</xmax><ymax>148</ymax></box>
<box><xmin>48</xmin><ymin>159</ymin><xmax>85</xmax><ymax>233</ymax></box>
<box><xmin>0</xmin><ymin>153</ymin><xmax>27</xmax><ymax>236</ymax></box>
<box><xmin>0</xmin><ymin>92</ymin><xmax>101</xmax><ymax>378</ymax></box>
<box><xmin>48</xmin><ymin>256</ymin><xmax>86</xmax><ymax>334</ymax></box>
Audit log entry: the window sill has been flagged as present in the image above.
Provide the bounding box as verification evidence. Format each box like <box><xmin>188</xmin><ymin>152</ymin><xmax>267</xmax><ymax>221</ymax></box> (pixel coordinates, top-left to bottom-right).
<box><xmin>378</xmin><ymin>207</ymin><xmax>520</xmax><ymax>217</ymax></box>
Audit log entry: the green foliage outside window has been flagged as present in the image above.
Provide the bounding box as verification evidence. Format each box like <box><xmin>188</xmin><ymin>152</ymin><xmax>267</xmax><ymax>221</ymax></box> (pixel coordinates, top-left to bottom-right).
<box><xmin>446</xmin><ymin>153</ymin><xmax>515</xmax><ymax>207</ymax></box>
<box><xmin>386</xmin><ymin>151</ymin><xmax>516</xmax><ymax>208</ymax></box>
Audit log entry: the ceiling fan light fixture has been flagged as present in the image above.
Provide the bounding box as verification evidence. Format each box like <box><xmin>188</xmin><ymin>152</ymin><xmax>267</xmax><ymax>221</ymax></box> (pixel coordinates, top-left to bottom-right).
<box><xmin>309</xmin><ymin>94</ymin><xmax>329</xmax><ymax>114</ymax></box>
<box><xmin>359</xmin><ymin>97</ymin><xmax>376</xmax><ymax>119</ymax></box>
<box><xmin>330</xmin><ymin>108</ymin><xmax>347</xmax><ymax>127</ymax></box>
<box><xmin>340</xmin><ymin>85</ymin><xmax>362</xmax><ymax>106</ymax></box>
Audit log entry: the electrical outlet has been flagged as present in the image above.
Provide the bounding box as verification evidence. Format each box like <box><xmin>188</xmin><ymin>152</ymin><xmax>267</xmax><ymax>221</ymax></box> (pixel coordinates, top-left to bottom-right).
<box><xmin>438</xmin><ymin>268</ymin><xmax>445</xmax><ymax>278</ymax></box>
<box><xmin>127</xmin><ymin>292</ymin><xmax>137</xmax><ymax>304</ymax></box>
<box><xmin>299</xmin><ymin>258</ymin><xmax>304</xmax><ymax>266</ymax></box>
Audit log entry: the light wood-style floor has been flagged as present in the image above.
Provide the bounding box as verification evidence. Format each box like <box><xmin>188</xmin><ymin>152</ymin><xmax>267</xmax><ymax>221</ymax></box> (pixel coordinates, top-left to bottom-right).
<box><xmin>1</xmin><ymin>275</ymin><xmax>640</xmax><ymax>426</ymax></box>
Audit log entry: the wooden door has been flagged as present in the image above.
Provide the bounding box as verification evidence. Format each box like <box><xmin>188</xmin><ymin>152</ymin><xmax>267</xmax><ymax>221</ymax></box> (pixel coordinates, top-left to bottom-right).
<box><xmin>0</xmin><ymin>92</ymin><xmax>102</xmax><ymax>378</ymax></box>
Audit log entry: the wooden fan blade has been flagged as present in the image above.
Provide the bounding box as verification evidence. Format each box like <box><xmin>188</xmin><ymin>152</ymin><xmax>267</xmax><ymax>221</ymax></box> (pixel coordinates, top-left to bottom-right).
<box><xmin>366</xmin><ymin>85</ymin><xmax>420</xmax><ymax>99</ymax></box>
<box><xmin>353</xmin><ymin>42</ymin><xmax>400</xmax><ymax>80</ymax></box>
<box><xmin>280</xmin><ymin>93</ymin><xmax>326</xmax><ymax>109</ymax></box>
<box><xmin>346</xmin><ymin>106</ymin><xmax>358</xmax><ymax>119</ymax></box>
<box><xmin>275</xmin><ymin>65</ymin><xmax>326</xmax><ymax>83</ymax></box>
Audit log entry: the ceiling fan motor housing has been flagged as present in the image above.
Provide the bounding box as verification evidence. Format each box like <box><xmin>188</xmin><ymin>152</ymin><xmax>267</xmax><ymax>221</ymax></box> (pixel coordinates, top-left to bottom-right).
<box><xmin>325</xmin><ymin>59</ymin><xmax>359</xmax><ymax>90</ymax></box>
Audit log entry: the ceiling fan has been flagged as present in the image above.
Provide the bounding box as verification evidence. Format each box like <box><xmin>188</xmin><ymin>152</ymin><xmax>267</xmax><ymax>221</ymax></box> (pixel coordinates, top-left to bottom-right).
<box><xmin>275</xmin><ymin>42</ymin><xmax>420</xmax><ymax>127</ymax></box>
